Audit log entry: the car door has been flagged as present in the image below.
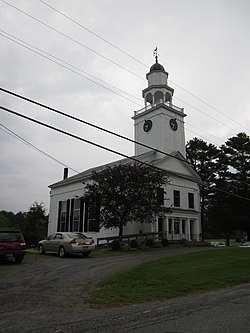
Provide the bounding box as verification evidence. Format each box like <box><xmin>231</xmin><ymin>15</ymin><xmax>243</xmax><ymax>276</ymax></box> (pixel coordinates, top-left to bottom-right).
<box><xmin>52</xmin><ymin>233</ymin><xmax>64</xmax><ymax>252</ymax></box>
<box><xmin>44</xmin><ymin>233</ymin><xmax>56</xmax><ymax>252</ymax></box>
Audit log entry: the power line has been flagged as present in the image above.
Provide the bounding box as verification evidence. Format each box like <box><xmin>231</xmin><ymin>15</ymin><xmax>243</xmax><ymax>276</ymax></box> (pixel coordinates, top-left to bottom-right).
<box><xmin>1</xmin><ymin>1</ymin><xmax>249</xmax><ymax>140</ymax></box>
<box><xmin>1</xmin><ymin>0</ymin><xmax>248</xmax><ymax>135</ymax></box>
<box><xmin>0</xmin><ymin>104</ymin><xmax>186</xmax><ymax>177</ymax></box>
<box><xmin>1</xmin><ymin>104</ymin><xmax>249</xmax><ymax>202</ymax></box>
<box><xmin>0</xmin><ymin>123</ymin><xmax>79</xmax><ymax>173</ymax></box>
<box><xmin>1</xmin><ymin>31</ymin><xmax>246</xmax><ymax>145</ymax></box>
<box><xmin>161</xmin><ymin>114</ymin><xmax>222</xmax><ymax>147</ymax></box>
<box><xmin>172</xmin><ymin>81</ymin><xmax>250</xmax><ymax>133</ymax></box>
<box><xmin>38</xmin><ymin>0</ymin><xmax>250</xmax><ymax>133</ymax></box>
<box><xmin>1</xmin><ymin>0</ymin><xmax>144</xmax><ymax>81</ymax></box>
<box><xmin>0</xmin><ymin>31</ymin><xmax>142</xmax><ymax>107</ymax></box>
<box><xmin>0</xmin><ymin>29</ymin><xmax>142</xmax><ymax>104</ymax></box>
<box><xmin>38</xmin><ymin>0</ymin><xmax>147</xmax><ymax>68</ymax></box>
<box><xmin>1</xmin><ymin>87</ymin><xmax>248</xmax><ymax>171</ymax></box>
<box><xmin>0</xmin><ymin>87</ymin><xmax>189</xmax><ymax>165</ymax></box>
<box><xmin>176</xmin><ymin>96</ymin><xmax>237</xmax><ymax>133</ymax></box>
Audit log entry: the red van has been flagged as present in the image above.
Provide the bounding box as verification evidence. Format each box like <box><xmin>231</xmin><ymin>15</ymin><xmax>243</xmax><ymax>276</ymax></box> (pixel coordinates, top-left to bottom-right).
<box><xmin>0</xmin><ymin>229</ymin><xmax>26</xmax><ymax>263</ymax></box>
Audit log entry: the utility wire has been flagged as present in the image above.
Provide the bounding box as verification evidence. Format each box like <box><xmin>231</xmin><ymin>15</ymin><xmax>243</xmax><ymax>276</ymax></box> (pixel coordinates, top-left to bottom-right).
<box><xmin>1</xmin><ymin>0</ymin><xmax>249</xmax><ymax>139</ymax></box>
<box><xmin>176</xmin><ymin>96</ymin><xmax>237</xmax><ymax>133</ymax></box>
<box><xmin>0</xmin><ymin>87</ymin><xmax>189</xmax><ymax>164</ymax></box>
<box><xmin>1</xmin><ymin>104</ymin><xmax>249</xmax><ymax>202</ymax></box>
<box><xmin>0</xmin><ymin>104</ymin><xmax>189</xmax><ymax>178</ymax></box>
<box><xmin>39</xmin><ymin>0</ymin><xmax>250</xmax><ymax>133</ymax></box>
<box><xmin>38</xmin><ymin>0</ymin><xmax>147</xmax><ymax>68</ymax></box>
<box><xmin>1</xmin><ymin>87</ymin><xmax>248</xmax><ymax>170</ymax></box>
<box><xmin>173</xmin><ymin>81</ymin><xmax>250</xmax><ymax>133</ymax></box>
<box><xmin>0</xmin><ymin>123</ymin><xmax>79</xmax><ymax>173</ymax></box>
<box><xmin>0</xmin><ymin>31</ymin><xmax>246</xmax><ymax>144</ymax></box>
<box><xmin>0</xmin><ymin>30</ymin><xmax>142</xmax><ymax>104</ymax></box>
<box><xmin>0</xmin><ymin>31</ymin><xmax>142</xmax><ymax>107</ymax></box>
<box><xmin>1</xmin><ymin>0</ymin><xmax>144</xmax><ymax>81</ymax></box>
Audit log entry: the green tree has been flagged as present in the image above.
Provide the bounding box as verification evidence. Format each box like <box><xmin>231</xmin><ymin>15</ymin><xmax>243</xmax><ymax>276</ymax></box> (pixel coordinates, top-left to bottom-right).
<box><xmin>207</xmin><ymin>133</ymin><xmax>250</xmax><ymax>243</ymax></box>
<box><xmin>0</xmin><ymin>210</ymin><xmax>22</xmax><ymax>228</ymax></box>
<box><xmin>0</xmin><ymin>211</ymin><xmax>12</xmax><ymax>227</ymax></box>
<box><xmin>221</xmin><ymin>132</ymin><xmax>250</xmax><ymax>237</ymax></box>
<box><xmin>83</xmin><ymin>163</ymin><xmax>169</xmax><ymax>237</ymax></box>
<box><xmin>21</xmin><ymin>202</ymin><xmax>48</xmax><ymax>247</ymax></box>
<box><xmin>186</xmin><ymin>138</ymin><xmax>220</xmax><ymax>239</ymax></box>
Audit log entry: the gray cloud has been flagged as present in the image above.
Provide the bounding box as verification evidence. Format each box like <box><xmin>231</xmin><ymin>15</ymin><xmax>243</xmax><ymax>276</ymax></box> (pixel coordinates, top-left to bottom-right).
<box><xmin>0</xmin><ymin>0</ymin><xmax>249</xmax><ymax>212</ymax></box>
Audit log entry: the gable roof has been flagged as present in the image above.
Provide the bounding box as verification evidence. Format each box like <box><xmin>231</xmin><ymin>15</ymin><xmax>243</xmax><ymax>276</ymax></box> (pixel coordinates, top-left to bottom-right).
<box><xmin>49</xmin><ymin>150</ymin><xmax>201</xmax><ymax>189</ymax></box>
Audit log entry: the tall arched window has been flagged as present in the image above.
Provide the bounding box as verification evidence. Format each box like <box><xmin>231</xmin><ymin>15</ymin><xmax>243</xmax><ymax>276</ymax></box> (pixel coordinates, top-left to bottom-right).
<box><xmin>154</xmin><ymin>91</ymin><xmax>164</xmax><ymax>104</ymax></box>
<box><xmin>165</xmin><ymin>92</ymin><xmax>172</xmax><ymax>103</ymax></box>
<box><xmin>145</xmin><ymin>93</ymin><xmax>153</xmax><ymax>105</ymax></box>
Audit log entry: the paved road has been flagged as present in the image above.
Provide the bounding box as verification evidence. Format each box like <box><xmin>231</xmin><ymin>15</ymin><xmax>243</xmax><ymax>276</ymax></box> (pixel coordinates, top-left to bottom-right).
<box><xmin>0</xmin><ymin>248</ymin><xmax>249</xmax><ymax>333</ymax></box>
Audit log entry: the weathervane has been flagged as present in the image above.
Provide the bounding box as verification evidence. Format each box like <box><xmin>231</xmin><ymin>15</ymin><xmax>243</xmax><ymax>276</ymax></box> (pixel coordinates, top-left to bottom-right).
<box><xmin>153</xmin><ymin>47</ymin><xmax>159</xmax><ymax>63</ymax></box>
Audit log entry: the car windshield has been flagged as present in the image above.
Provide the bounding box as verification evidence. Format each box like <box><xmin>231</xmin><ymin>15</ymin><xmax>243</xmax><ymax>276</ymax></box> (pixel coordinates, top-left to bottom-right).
<box><xmin>67</xmin><ymin>232</ymin><xmax>87</xmax><ymax>239</ymax></box>
<box><xmin>0</xmin><ymin>231</ymin><xmax>22</xmax><ymax>242</ymax></box>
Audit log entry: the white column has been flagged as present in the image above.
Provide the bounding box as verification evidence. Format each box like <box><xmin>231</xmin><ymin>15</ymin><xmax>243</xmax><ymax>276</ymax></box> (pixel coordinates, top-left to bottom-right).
<box><xmin>187</xmin><ymin>218</ymin><xmax>191</xmax><ymax>241</ymax></box>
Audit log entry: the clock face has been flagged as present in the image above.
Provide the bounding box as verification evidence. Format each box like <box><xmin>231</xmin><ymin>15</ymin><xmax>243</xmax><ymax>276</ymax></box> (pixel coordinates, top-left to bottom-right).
<box><xmin>143</xmin><ymin>119</ymin><xmax>152</xmax><ymax>132</ymax></box>
<box><xmin>169</xmin><ymin>118</ymin><xmax>178</xmax><ymax>131</ymax></box>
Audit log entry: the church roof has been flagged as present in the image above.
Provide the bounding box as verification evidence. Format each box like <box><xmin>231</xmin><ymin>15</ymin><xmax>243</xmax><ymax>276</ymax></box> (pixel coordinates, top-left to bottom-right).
<box><xmin>49</xmin><ymin>150</ymin><xmax>202</xmax><ymax>189</ymax></box>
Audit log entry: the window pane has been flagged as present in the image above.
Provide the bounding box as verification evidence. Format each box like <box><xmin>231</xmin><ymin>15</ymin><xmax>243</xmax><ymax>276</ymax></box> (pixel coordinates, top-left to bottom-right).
<box><xmin>168</xmin><ymin>218</ymin><xmax>172</xmax><ymax>234</ymax></box>
<box><xmin>61</xmin><ymin>201</ymin><xmax>67</xmax><ymax>211</ymax></box>
<box><xmin>188</xmin><ymin>193</ymin><xmax>194</xmax><ymax>209</ymax></box>
<box><xmin>73</xmin><ymin>209</ymin><xmax>80</xmax><ymax>221</ymax></box>
<box><xmin>73</xmin><ymin>221</ymin><xmax>79</xmax><ymax>232</ymax></box>
<box><xmin>182</xmin><ymin>219</ymin><xmax>186</xmax><ymax>233</ymax></box>
<box><xmin>174</xmin><ymin>219</ymin><xmax>180</xmax><ymax>234</ymax></box>
<box><xmin>60</xmin><ymin>212</ymin><xmax>66</xmax><ymax>222</ymax></box>
<box><xmin>173</xmin><ymin>190</ymin><xmax>180</xmax><ymax>207</ymax></box>
<box><xmin>74</xmin><ymin>198</ymin><xmax>81</xmax><ymax>209</ymax></box>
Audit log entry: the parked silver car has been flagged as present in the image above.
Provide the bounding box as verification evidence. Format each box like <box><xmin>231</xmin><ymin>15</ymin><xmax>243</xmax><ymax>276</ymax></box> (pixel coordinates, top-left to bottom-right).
<box><xmin>240</xmin><ymin>241</ymin><xmax>250</xmax><ymax>248</ymax></box>
<box><xmin>38</xmin><ymin>232</ymin><xmax>95</xmax><ymax>258</ymax></box>
<box><xmin>210</xmin><ymin>241</ymin><xmax>226</xmax><ymax>247</ymax></box>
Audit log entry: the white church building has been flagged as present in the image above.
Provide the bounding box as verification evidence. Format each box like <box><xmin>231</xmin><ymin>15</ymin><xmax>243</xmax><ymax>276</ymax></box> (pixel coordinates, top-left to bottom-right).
<box><xmin>48</xmin><ymin>55</ymin><xmax>202</xmax><ymax>244</ymax></box>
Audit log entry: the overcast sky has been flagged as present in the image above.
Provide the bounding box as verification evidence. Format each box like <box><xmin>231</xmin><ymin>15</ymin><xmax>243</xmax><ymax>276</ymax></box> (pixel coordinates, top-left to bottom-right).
<box><xmin>0</xmin><ymin>0</ymin><xmax>249</xmax><ymax>214</ymax></box>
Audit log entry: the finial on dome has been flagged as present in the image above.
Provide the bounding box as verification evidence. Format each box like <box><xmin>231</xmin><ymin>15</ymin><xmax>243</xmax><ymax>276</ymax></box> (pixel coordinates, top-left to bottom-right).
<box><xmin>150</xmin><ymin>48</ymin><xmax>165</xmax><ymax>72</ymax></box>
<box><xmin>153</xmin><ymin>47</ymin><xmax>159</xmax><ymax>63</ymax></box>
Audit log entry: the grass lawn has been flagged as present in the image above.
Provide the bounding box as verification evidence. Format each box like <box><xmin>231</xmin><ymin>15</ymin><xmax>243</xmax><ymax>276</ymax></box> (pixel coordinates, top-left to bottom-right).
<box><xmin>87</xmin><ymin>247</ymin><xmax>250</xmax><ymax>308</ymax></box>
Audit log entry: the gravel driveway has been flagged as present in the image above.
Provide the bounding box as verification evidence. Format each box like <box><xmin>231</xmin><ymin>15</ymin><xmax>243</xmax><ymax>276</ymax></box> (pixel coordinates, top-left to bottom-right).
<box><xmin>1</xmin><ymin>246</ymin><xmax>246</xmax><ymax>333</ymax></box>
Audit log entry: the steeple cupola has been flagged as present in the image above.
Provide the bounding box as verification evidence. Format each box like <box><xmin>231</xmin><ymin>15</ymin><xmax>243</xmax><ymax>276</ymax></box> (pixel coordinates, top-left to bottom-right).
<box><xmin>143</xmin><ymin>50</ymin><xmax>174</xmax><ymax>107</ymax></box>
<box><xmin>133</xmin><ymin>49</ymin><xmax>186</xmax><ymax>157</ymax></box>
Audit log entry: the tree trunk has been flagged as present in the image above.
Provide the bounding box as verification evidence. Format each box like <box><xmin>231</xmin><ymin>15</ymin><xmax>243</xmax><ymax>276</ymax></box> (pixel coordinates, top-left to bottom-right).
<box><xmin>119</xmin><ymin>226</ymin><xmax>123</xmax><ymax>238</ymax></box>
<box><xmin>225</xmin><ymin>233</ymin><xmax>230</xmax><ymax>247</ymax></box>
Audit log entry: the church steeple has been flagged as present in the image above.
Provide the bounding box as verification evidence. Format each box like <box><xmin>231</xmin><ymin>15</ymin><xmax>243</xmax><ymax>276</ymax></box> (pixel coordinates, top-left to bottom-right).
<box><xmin>133</xmin><ymin>51</ymin><xmax>186</xmax><ymax>157</ymax></box>
<box><xmin>143</xmin><ymin>50</ymin><xmax>174</xmax><ymax>107</ymax></box>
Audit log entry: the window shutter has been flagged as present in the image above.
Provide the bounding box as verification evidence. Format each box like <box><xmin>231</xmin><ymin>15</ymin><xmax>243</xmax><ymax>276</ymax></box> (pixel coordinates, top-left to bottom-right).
<box><xmin>69</xmin><ymin>198</ymin><xmax>74</xmax><ymax>232</ymax></box>
<box><xmin>84</xmin><ymin>199</ymin><xmax>89</xmax><ymax>232</ymax></box>
<box><xmin>57</xmin><ymin>201</ymin><xmax>62</xmax><ymax>232</ymax></box>
<box><xmin>79</xmin><ymin>197</ymin><xmax>84</xmax><ymax>232</ymax></box>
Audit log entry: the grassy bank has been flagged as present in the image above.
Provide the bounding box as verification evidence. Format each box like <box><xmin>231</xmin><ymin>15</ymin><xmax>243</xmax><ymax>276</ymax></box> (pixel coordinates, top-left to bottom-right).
<box><xmin>88</xmin><ymin>247</ymin><xmax>250</xmax><ymax>308</ymax></box>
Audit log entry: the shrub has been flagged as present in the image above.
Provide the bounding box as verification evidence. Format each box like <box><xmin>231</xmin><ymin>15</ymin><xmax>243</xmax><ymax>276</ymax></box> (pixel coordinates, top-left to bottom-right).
<box><xmin>130</xmin><ymin>239</ymin><xmax>139</xmax><ymax>248</ymax></box>
<box><xmin>234</xmin><ymin>230</ymin><xmax>247</xmax><ymax>243</ymax></box>
<box><xmin>145</xmin><ymin>238</ymin><xmax>155</xmax><ymax>248</ymax></box>
<box><xmin>161</xmin><ymin>238</ymin><xmax>169</xmax><ymax>247</ymax></box>
<box><xmin>110</xmin><ymin>240</ymin><xmax>121</xmax><ymax>251</ymax></box>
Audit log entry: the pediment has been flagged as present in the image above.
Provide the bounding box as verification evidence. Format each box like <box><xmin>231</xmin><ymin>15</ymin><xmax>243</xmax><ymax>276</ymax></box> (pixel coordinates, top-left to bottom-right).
<box><xmin>152</xmin><ymin>151</ymin><xmax>201</xmax><ymax>183</ymax></box>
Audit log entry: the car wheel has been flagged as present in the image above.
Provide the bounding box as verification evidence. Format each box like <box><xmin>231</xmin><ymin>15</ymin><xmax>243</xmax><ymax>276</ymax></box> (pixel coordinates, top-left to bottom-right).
<box><xmin>82</xmin><ymin>252</ymin><xmax>90</xmax><ymax>258</ymax></box>
<box><xmin>14</xmin><ymin>256</ymin><xmax>24</xmax><ymax>264</ymax></box>
<box><xmin>38</xmin><ymin>244</ymin><xmax>45</xmax><ymax>255</ymax></box>
<box><xmin>58</xmin><ymin>246</ymin><xmax>66</xmax><ymax>258</ymax></box>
